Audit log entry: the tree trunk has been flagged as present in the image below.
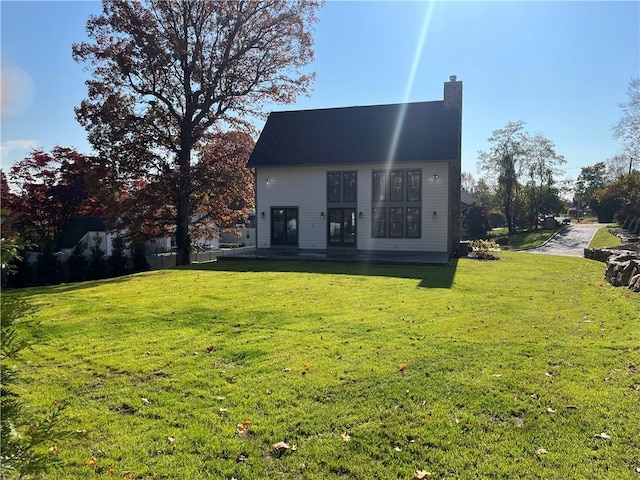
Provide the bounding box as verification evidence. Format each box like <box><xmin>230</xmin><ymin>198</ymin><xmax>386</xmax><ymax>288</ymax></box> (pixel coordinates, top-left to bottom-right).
<box><xmin>175</xmin><ymin>139</ymin><xmax>192</xmax><ymax>266</ymax></box>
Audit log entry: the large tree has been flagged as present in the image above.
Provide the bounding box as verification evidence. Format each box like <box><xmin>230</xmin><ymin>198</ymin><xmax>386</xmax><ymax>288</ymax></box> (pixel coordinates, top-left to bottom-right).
<box><xmin>73</xmin><ymin>0</ymin><xmax>321</xmax><ymax>265</ymax></box>
<box><xmin>121</xmin><ymin>131</ymin><xmax>255</xmax><ymax>245</ymax></box>
<box><xmin>613</xmin><ymin>77</ymin><xmax>640</xmax><ymax>174</ymax></box>
<box><xmin>479</xmin><ymin>122</ymin><xmax>566</xmax><ymax>232</ymax></box>
<box><xmin>521</xmin><ymin>133</ymin><xmax>565</xmax><ymax>227</ymax></box>
<box><xmin>575</xmin><ymin>161</ymin><xmax>607</xmax><ymax>211</ymax></box>
<box><xmin>478</xmin><ymin>121</ymin><xmax>530</xmax><ymax>234</ymax></box>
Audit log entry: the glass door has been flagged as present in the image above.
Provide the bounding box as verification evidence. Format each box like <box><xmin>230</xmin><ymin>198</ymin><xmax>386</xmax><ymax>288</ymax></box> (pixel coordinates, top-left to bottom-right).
<box><xmin>328</xmin><ymin>208</ymin><xmax>356</xmax><ymax>247</ymax></box>
<box><xmin>271</xmin><ymin>208</ymin><xmax>298</xmax><ymax>246</ymax></box>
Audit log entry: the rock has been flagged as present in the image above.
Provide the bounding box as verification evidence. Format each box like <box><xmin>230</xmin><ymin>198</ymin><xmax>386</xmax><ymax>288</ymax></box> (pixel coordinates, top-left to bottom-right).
<box><xmin>604</xmin><ymin>252</ymin><xmax>640</xmax><ymax>290</ymax></box>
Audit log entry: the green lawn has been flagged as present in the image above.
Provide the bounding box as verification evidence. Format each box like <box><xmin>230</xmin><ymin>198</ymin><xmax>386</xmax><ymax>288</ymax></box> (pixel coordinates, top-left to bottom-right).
<box><xmin>588</xmin><ymin>226</ymin><xmax>623</xmax><ymax>249</ymax></box>
<box><xmin>7</xmin><ymin>252</ymin><xmax>640</xmax><ymax>479</ymax></box>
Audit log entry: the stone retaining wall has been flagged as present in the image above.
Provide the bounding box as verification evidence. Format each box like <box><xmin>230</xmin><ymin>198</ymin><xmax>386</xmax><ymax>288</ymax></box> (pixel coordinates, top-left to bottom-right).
<box><xmin>584</xmin><ymin>245</ymin><xmax>640</xmax><ymax>293</ymax></box>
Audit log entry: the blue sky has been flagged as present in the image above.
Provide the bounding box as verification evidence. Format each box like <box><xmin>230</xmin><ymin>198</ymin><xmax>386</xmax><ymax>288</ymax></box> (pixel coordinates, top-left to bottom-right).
<box><xmin>1</xmin><ymin>1</ymin><xmax>638</xmax><ymax>183</ymax></box>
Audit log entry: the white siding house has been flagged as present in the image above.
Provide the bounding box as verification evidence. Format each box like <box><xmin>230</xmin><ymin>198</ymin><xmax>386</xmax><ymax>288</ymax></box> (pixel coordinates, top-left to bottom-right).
<box><xmin>248</xmin><ymin>76</ymin><xmax>463</xmax><ymax>260</ymax></box>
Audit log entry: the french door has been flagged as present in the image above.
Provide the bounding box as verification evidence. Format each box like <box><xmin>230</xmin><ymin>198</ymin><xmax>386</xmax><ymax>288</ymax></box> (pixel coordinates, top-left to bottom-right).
<box><xmin>271</xmin><ymin>208</ymin><xmax>298</xmax><ymax>246</ymax></box>
<box><xmin>328</xmin><ymin>208</ymin><xmax>356</xmax><ymax>247</ymax></box>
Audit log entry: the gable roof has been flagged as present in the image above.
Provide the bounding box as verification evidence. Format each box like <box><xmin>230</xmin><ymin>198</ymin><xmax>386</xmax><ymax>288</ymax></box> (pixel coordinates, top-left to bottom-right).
<box><xmin>56</xmin><ymin>217</ymin><xmax>110</xmax><ymax>250</ymax></box>
<box><xmin>248</xmin><ymin>101</ymin><xmax>460</xmax><ymax>167</ymax></box>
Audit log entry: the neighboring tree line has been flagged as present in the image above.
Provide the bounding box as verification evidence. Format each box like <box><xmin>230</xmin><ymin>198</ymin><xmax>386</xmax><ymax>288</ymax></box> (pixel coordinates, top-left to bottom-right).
<box><xmin>573</xmin><ymin>77</ymin><xmax>639</xmax><ymax>224</ymax></box>
<box><xmin>1</xmin><ymin>131</ymin><xmax>255</xmax><ymax>287</ymax></box>
<box><xmin>463</xmin><ymin>77</ymin><xmax>639</xmax><ymax>237</ymax></box>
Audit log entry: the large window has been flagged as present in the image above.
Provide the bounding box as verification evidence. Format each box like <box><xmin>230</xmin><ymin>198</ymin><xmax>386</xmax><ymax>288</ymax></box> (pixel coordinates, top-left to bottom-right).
<box><xmin>327</xmin><ymin>172</ymin><xmax>357</xmax><ymax>247</ymax></box>
<box><xmin>371</xmin><ymin>169</ymin><xmax>422</xmax><ymax>238</ymax></box>
<box><xmin>328</xmin><ymin>171</ymin><xmax>357</xmax><ymax>203</ymax></box>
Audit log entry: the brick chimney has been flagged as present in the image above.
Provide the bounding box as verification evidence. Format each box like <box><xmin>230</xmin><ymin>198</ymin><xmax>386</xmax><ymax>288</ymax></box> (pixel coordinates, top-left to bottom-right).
<box><xmin>443</xmin><ymin>75</ymin><xmax>462</xmax><ymax>112</ymax></box>
<box><xmin>443</xmin><ymin>75</ymin><xmax>463</xmax><ymax>255</ymax></box>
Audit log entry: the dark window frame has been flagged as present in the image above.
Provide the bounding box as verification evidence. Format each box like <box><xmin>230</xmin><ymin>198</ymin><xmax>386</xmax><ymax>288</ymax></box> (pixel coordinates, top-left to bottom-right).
<box><xmin>372</xmin><ymin>207</ymin><xmax>386</xmax><ymax>238</ymax></box>
<box><xmin>371</xmin><ymin>169</ymin><xmax>422</xmax><ymax>239</ymax></box>
<box><xmin>389</xmin><ymin>207</ymin><xmax>403</xmax><ymax>238</ymax></box>
<box><xmin>406</xmin><ymin>207</ymin><xmax>421</xmax><ymax>238</ymax></box>
<box><xmin>328</xmin><ymin>171</ymin><xmax>358</xmax><ymax>204</ymax></box>
<box><xmin>270</xmin><ymin>207</ymin><xmax>299</xmax><ymax>247</ymax></box>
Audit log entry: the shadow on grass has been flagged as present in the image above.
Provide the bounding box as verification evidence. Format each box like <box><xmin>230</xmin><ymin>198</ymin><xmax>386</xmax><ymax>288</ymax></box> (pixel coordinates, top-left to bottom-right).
<box><xmin>188</xmin><ymin>258</ymin><xmax>459</xmax><ymax>289</ymax></box>
<box><xmin>7</xmin><ymin>258</ymin><xmax>458</xmax><ymax>299</ymax></box>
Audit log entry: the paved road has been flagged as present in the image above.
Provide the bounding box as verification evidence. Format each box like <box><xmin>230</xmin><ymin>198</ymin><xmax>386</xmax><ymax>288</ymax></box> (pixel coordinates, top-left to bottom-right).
<box><xmin>526</xmin><ymin>223</ymin><xmax>603</xmax><ymax>257</ymax></box>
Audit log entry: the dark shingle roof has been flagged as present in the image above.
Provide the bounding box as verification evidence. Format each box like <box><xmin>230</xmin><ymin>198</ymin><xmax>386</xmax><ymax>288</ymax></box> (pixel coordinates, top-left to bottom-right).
<box><xmin>56</xmin><ymin>217</ymin><xmax>109</xmax><ymax>249</ymax></box>
<box><xmin>248</xmin><ymin>101</ymin><xmax>460</xmax><ymax>167</ymax></box>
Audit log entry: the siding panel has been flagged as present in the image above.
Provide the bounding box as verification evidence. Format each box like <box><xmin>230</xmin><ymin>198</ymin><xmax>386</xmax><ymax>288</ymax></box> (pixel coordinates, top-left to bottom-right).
<box><xmin>256</xmin><ymin>162</ymin><xmax>449</xmax><ymax>252</ymax></box>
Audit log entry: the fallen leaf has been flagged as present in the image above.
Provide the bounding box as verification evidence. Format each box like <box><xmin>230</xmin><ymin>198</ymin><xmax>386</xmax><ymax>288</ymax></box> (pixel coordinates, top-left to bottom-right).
<box><xmin>141</xmin><ymin>397</ymin><xmax>151</xmax><ymax>405</ymax></box>
<box><xmin>546</xmin><ymin>407</ymin><xmax>557</xmax><ymax>413</ymax></box>
<box><xmin>243</xmin><ymin>419</ymin><xmax>252</xmax><ymax>426</ymax></box>
<box><xmin>414</xmin><ymin>470</ymin><xmax>432</xmax><ymax>479</ymax></box>
<box><xmin>566</xmin><ymin>405</ymin><xmax>579</xmax><ymax>409</ymax></box>
<box><xmin>536</xmin><ymin>448</ymin><xmax>548</xmax><ymax>455</ymax></box>
<box><xmin>492</xmin><ymin>374</ymin><xmax>502</xmax><ymax>377</ymax></box>
<box><xmin>545</xmin><ymin>372</ymin><xmax>553</xmax><ymax>377</ymax></box>
<box><xmin>167</xmin><ymin>436</ymin><xmax>175</xmax><ymax>443</ymax></box>
<box><xmin>108</xmin><ymin>468</ymin><xmax>115</xmax><ymax>475</ymax></box>
<box><xmin>237</xmin><ymin>453</ymin><xmax>248</xmax><ymax>462</ymax></box>
<box><xmin>49</xmin><ymin>445</ymin><xmax>60</xmax><ymax>454</ymax></box>
<box><xmin>290</xmin><ymin>444</ymin><xmax>297</xmax><ymax>451</ymax></box>
<box><xmin>398</xmin><ymin>364</ymin><xmax>406</xmax><ymax>372</ymax></box>
<box><xmin>594</xmin><ymin>432</ymin><xmax>611</xmax><ymax>440</ymax></box>
<box><xmin>273</xmin><ymin>441</ymin><xmax>290</xmax><ymax>450</ymax></box>
<box><xmin>341</xmin><ymin>432</ymin><xmax>351</xmax><ymax>442</ymax></box>
<box><xmin>219</xmin><ymin>407</ymin><xmax>228</xmax><ymax>413</ymax></box>
<box><xmin>206</xmin><ymin>345</ymin><xmax>215</xmax><ymax>353</ymax></box>
<box><xmin>236</xmin><ymin>424</ymin><xmax>247</xmax><ymax>435</ymax></box>
<box><xmin>86</xmin><ymin>456</ymin><xmax>98</xmax><ymax>467</ymax></box>
<box><xmin>123</xmin><ymin>471</ymin><xmax>135</xmax><ymax>479</ymax></box>
<box><xmin>394</xmin><ymin>446</ymin><xmax>402</xmax><ymax>452</ymax></box>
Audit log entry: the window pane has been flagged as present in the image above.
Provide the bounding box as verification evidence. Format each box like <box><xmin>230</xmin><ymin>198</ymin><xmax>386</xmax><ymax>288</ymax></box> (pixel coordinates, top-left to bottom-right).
<box><xmin>406</xmin><ymin>207</ymin><xmax>421</xmax><ymax>238</ymax></box>
<box><xmin>286</xmin><ymin>209</ymin><xmax>297</xmax><ymax>243</ymax></box>
<box><xmin>372</xmin><ymin>171</ymin><xmax>386</xmax><ymax>202</ymax></box>
<box><xmin>389</xmin><ymin>171</ymin><xmax>403</xmax><ymax>202</ymax></box>
<box><xmin>328</xmin><ymin>173</ymin><xmax>341</xmax><ymax>202</ymax></box>
<box><xmin>372</xmin><ymin>207</ymin><xmax>386</xmax><ymax>238</ymax></box>
<box><xmin>390</xmin><ymin>207</ymin><xmax>403</xmax><ymax>238</ymax></box>
<box><xmin>329</xmin><ymin>209</ymin><xmax>342</xmax><ymax>244</ymax></box>
<box><xmin>343</xmin><ymin>172</ymin><xmax>357</xmax><ymax>203</ymax></box>
<box><xmin>343</xmin><ymin>209</ymin><xmax>356</xmax><ymax>244</ymax></box>
<box><xmin>407</xmin><ymin>170</ymin><xmax>421</xmax><ymax>202</ymax></box>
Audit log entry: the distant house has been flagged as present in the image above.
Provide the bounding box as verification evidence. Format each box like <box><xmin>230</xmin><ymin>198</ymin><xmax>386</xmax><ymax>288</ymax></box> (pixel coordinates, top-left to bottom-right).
<box><xmin>219</xmin><ymin>213</ymin><xmax>257</xmax><ymax>247</ymax></box>
<box><xmin>247</xmin><ymin>76</ymin><xmax>463</xmax><ymax>260</ymax></box>
<box><xmin>56</xmin><ymin>217</ymin><xmax>121</xmax><ymax>258</ymax></box>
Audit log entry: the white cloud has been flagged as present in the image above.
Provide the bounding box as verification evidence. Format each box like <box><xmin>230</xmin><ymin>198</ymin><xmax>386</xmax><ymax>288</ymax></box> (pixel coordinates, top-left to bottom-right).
<box><xmin>1</xmin><ymin>139</ymin><xmax>41</xmax><ymax>166</ymax></box>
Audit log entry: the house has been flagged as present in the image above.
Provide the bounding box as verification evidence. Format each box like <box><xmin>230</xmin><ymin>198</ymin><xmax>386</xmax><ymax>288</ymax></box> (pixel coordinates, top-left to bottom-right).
<box><xmin>247</xmin><ymin>76</ymin><xmax>463</xmax><ymax>260</ymax></box>
<box><xmin>56</xmin><ymin>217</ymin><xmax>122</xmax><ymax>258</ymax></box>
<box><xmin>219</xmin><ymin>213</ymin><xmax>257</xmax><ymax>247</ymax></box>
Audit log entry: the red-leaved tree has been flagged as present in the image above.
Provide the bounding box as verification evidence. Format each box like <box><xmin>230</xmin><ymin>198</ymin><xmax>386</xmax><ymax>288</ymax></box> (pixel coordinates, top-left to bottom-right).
<box><xmin>73</xmin><ymin>0</ymin><xmax>321</xmax><ymax>265</ymax></box>
<box><xmin>120</xmin><ymin>131</ymin><xmax>255</xmax><ymax>245</ymax></box>
<box><xmin>4</xmin><ymin>147</ymin><xmax>113</xmax><ymax>246</ymax></box>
